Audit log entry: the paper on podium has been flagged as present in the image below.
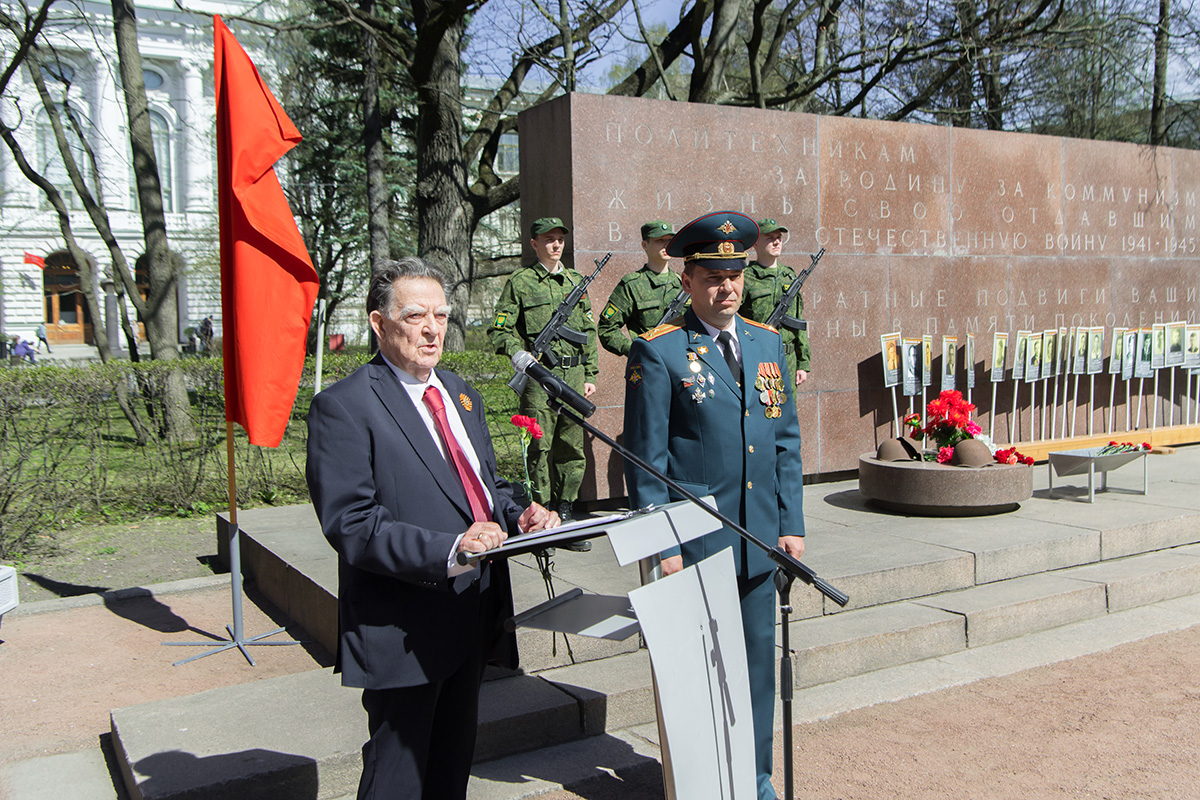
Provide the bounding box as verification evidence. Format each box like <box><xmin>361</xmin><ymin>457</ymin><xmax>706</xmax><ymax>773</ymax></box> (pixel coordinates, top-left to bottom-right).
<box><xmin>629</xmin><ymin>548</ymin><xmax>757</xmax><ymax>799</ymax></box>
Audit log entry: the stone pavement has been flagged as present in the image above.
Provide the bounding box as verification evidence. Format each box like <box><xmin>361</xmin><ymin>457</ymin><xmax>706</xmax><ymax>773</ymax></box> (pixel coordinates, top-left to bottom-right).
<box><xmin>6</xmin><ymin>444</ymin><xmax>1200</xmax><ymax>799</ymax></box>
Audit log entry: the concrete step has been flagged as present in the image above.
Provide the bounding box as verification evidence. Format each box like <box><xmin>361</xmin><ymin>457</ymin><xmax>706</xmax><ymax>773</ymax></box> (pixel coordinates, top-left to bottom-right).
<box><xmin>109</xmin><ymin>667</ymin><xmax>583</xmax><ymax>800</ymax></box>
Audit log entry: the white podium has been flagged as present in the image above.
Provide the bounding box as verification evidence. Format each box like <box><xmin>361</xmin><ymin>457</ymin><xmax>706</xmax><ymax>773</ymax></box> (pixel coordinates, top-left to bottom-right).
<box><xmin>501</xmin><ymin>499</ymin><xmax>759</xmax><ymax>800</ymax></box>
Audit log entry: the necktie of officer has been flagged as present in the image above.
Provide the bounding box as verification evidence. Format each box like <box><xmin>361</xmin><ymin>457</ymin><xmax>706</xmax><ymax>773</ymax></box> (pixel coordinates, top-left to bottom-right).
<box><xmin>717</xmin><ymin>330</ymin><xmax>741</xmax><ymax>384</ymax></box>
<box><xmin>422</xmin><ymin>386</ymin><xmax>490</xmax><ymax>523</ymax></box>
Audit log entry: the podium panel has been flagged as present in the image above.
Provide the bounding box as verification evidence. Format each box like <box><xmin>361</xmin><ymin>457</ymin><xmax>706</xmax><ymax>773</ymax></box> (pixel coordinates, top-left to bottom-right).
<box><xmin>629</xmin><ymin>549</ymin><xmax>757</xmax><ymax>800</ymax></box>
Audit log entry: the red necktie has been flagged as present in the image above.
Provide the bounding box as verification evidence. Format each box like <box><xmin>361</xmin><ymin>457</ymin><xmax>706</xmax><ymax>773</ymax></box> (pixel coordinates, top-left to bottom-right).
<box><xmin>423</xmin><ymin>386</ymin><xmax>491</xmax><ymax>523</ymax></box>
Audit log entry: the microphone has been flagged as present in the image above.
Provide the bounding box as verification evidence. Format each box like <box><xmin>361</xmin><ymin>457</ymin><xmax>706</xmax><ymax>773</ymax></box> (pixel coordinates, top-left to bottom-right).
<box><xmin>512</xmin><ymin>351</ymin><xmax>596</xmax><ymax>418</ymax></box>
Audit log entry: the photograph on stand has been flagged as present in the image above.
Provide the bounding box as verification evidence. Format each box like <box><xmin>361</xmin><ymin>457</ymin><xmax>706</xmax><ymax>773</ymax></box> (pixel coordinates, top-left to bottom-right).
<box><xmin>942</xmin><ymin>336</ymin><xmax>958</xmax><ymax>391</ymax></box>
<box><xmin>1087</xmin><ymin>327</ymin><xmax>1104</xmax><ymax>374</ymax></box>
<box><xmin>991</xmin><ymin>331</ymin><xmax>1008</xmax><ymax>381</ymax></box>
<box><xmin>1152</xmin><ymin>323</ymin><xmax>1166</xmax><ymax>370</ymax></box>
<box><xmin>1025</xmin><ymin>332</ymin><xmax>1042</xmax><ymax>383</ymax></box>
<box><xmin>903</xmin><ymin>338</ymin><xmax>922</xmax><ymax>396</ymax></box>
<box><xmin>1111</xmin><ymin>327</ymin><xmax>1127</xmax><ymax>375</ymax></box>
<box><xmin>881</xmin><ymin>332</ymin><xmax>901</xmax><ymax>387</ymax></box>
<box><xmin>1123</xmin><ymin>329</ymin><xmax>1138</xmax><ymax>379</ymax></box>
<box><xmin>1013</xmin><ymin>330</ymin><xmax>1030</xmax><ymax>381</ymax></box>
<box><xmin>1167</xmin><ymin>321</ymin><xmax>1187</xmax><ymax>367</ymax></box>
<box><xmin>1136</xmin><ymin>328</ymin><xmax>1155</xmax><ymax>379</ymax></box>
<box><xmin>1042</xmin><ymin>330</ymin><xmax>1058</xmax><ymax>379</ymax></box>
<box><xmin>1186</xmin><ymin>324</ymin><xmax>1200</xmax><ymax>368</ymax></box>
<box><xmin>966</xmin><ymin>333</ymin><xmax>976</xmax><ymax>389</ymax></box>
<box><xmin>922</xmin><ymin>334</ymin><xmax>933</xmax><ymax>389</ymax></box>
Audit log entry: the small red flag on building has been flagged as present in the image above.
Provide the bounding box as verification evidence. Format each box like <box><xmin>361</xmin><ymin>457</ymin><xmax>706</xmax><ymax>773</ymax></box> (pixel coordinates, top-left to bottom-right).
<box><xmin>23</xmin><ymin>252</ymin><xmax>45</xmax><ymax>268</ymax></box>
<box><xmin>214</xmin><ymin>16</ymin><xmax>319</xmax><ymax>447</ymax></box>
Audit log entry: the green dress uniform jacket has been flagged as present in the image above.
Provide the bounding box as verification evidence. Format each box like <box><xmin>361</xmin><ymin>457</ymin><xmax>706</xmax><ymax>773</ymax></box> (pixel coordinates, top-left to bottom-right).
<box><xmin>488</xmin><ymin>263</ymin><xmax>598</xmax><ymax>505</ymax></box>
<box><xmin>597</xmin><ymin>265</ymin><xmax>684</xmax><ymax>356</ymax></box>
<box><xmin>741</xmin><ymin>261</ymin><xmax>811</xmax><ymax>379</ymax></box>
<box><xmin>623</xmin><ymin>309</ymin><xmax>804</xmax><ymax>800</ymax></box>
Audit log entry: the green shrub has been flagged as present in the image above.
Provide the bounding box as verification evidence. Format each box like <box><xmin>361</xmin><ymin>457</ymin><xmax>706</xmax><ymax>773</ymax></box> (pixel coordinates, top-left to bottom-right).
<box><xmin>0</xmin><ymin>349</ymin><xmax>529</xmax><ymax>560</ymax></box>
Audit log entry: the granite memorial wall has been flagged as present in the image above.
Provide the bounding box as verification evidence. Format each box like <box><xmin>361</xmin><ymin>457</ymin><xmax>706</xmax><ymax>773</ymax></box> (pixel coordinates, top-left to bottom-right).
<box><xmin>517</xmin><ymin>92</ymin><xmax>1200</xmax><ymax>498</ymax></box>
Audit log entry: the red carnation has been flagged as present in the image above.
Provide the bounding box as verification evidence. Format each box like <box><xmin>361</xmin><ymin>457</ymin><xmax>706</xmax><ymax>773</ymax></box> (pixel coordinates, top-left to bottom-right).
<box><xmin>511</xmin><ymin>414</ymin><xmax>544</xmax><ymax>440</ymax></box>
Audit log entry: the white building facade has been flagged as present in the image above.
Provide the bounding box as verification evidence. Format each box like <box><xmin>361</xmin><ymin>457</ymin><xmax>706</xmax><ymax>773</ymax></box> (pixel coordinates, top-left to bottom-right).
<box><xmin>0</xmin><ymin>0</ymin><xmax>266</xmax><ymax>349</ymax></box>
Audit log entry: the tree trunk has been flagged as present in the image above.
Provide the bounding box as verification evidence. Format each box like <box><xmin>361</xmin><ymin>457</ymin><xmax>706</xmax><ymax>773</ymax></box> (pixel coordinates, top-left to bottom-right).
<box><xmin>412</xmin><ymin>2</ymin><xmax>472</xmax><ymax>351</ymax></box>
<box><xmin>1151</xmin><ymin>0</ymin><xmax>1170</xmax><ymax>145</ymax></box>
<box><xmin>111</xmin><ymin>0</ymin><xmax>194</xmax><ymax>440</ymax></box>
<box><xmin>362</xmin><ymin>0</ymin><xmax>392</xmax><ymax>272</ymax></box>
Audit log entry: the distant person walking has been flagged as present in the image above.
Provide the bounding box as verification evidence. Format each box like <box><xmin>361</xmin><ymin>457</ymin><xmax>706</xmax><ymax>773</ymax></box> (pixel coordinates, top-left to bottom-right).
<box><xmin>198</xmin><ymin>316</ymin><xmax>214</xmax><ymax>352</ymax></box>
<box><xmin>35</xmin><ymin>323</ymin><xmax>50</xmax><ymax>353</ymax></box>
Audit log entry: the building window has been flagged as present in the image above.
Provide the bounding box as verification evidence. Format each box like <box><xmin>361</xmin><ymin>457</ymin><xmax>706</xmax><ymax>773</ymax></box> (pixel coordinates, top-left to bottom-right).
<box><xmin>36</xmin><ymin>104</ymin><xmax>93</xmax><ymax>210</ymax></box>
<box><xmin>130</xmin><ymin>110</ymin><xmax>173</xmax><ymax>212</ymax></box>
<box><xmin>142</xmin><ymin>69</ymin><xmax>164</xmax><ymax>91</ymax></box>
<box><xmin>496</xmin><ymin>132</ymin><xmax>519</xmax><ymax>176</ymax></box>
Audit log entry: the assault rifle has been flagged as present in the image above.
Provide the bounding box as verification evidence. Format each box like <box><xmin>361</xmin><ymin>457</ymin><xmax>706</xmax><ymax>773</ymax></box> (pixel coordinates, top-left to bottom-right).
<box><xmin>507</xmin><ymin>252</ymin><xmax>612</xmax><ymax>395</ymax></box>
<box><xmin>764</xmin><ymin>247</ymin><xmax>825</xmax><ymax>332</ymax></box>
<box><xmin>655</xmin><ymin>288</ymin><xmax>690</xmax><ymax>327</ymax></box>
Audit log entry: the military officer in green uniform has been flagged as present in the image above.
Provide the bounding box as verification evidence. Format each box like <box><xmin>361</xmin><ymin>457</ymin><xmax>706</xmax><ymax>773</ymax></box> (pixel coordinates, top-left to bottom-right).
<box><xmin>742</xmin><ymin>219</ymin><xmax>812</xmax><ymax>387</ymax></box>
<box><xmin>489</xmin><ymin>217</ymin><xmax>597</xmax><ymax>547</ymax></box>
<box><xmin>597</xmin><ymin>220</ymin><xmax>685</xmax><ymax>356</ymax></box>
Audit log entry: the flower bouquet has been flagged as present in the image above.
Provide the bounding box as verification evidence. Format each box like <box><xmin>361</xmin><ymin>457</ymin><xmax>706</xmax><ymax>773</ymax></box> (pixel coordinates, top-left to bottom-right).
<box><xmin>1096</xmin><ymin>441</ymin><xmax>1151</xmax><ymax>456</ymax></box>
<box><xmin>905</xmin><ymin>390</ymin><xmax>991</xmax><ymax>463</ymax></box>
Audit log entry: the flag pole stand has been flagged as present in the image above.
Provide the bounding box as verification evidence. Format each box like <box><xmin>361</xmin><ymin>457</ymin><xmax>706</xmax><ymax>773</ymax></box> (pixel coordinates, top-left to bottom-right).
<box><xmin>164</xmin><ymin>422</ymin><xmax>304</xmax><ymax>666</ymax></box>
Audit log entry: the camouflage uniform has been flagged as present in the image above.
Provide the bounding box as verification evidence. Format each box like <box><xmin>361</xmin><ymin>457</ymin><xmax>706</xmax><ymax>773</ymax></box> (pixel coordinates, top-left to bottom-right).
<box><xmin>489</xmin><ymin>263</ymin><xmax>598</xmax><ymax>506</ymax></box>
<box><xmin>741</xmin><ymin>260</ymin><xmax>811</xmax><ymax>383</ymax></box>
<box><xmin>597</xmin><ymin>266</ymin><xmax>685</xmax><ymax>356</ymax></box>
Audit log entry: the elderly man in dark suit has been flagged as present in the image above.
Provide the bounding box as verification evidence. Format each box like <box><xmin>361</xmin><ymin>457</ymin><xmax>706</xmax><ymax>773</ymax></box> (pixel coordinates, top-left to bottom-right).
<box><xmin>306</xmin><ymin>257</ymin><xmax>559</xmax><ymax>800</ymax></box>
<box><xmin>623</xmin><ymin>212</ymin><xmax>806</xmax><ymax>800</ymax></box>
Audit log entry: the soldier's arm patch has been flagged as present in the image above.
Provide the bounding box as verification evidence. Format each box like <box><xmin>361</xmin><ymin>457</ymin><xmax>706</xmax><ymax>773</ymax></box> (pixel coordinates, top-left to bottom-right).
<box><xmin>627</xmin><ymin>362</ymin><xmax>643</xmax><ymax>387</ymax></box>
<box><xmin>493</xmin><ymin>311</ymin><xmax>509</xmax><ymax>328</ymax></box>
<box><xmin>601</xmin><ymin>302</ymin><xmax>619</xmax><ymax>321</ymax></box>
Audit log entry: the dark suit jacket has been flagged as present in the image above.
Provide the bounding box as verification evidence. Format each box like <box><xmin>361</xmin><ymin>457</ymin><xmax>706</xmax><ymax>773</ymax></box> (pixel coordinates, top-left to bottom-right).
<box><xmin>622</xmin><ymin>309</ymin><xmax>805</xmax><ymax>579</ymax></box>
<box><xmin>306</xmin><ymin>354</ymin><xmax>522</xmax><ymax>690</ymax></box>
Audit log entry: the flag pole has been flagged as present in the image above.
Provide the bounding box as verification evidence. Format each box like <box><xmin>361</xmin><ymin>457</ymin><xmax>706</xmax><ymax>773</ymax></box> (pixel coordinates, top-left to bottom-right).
<box><xmin>163</xmin><ymin>423</ymin><xmax>303</xmax><ymax>665</ymax></box>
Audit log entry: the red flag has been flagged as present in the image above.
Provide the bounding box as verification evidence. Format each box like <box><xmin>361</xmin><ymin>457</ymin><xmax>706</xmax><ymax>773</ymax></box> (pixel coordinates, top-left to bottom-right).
<box><xmin>24</xmin><ymin>252</ymin><xmax>45</xmax><ymax>268</ymax></box>
<box><xmin>215</xmin><ymin>16</ymin><xmax>319</xmax><ymax>447</ymax></box>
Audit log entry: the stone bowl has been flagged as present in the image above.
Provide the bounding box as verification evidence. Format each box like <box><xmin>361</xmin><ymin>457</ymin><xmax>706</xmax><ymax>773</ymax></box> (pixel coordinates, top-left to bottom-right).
<box><xmin>858</xmin><ymin>453</ymin><xmax>1032</xmax><ymax>516</ymax></box>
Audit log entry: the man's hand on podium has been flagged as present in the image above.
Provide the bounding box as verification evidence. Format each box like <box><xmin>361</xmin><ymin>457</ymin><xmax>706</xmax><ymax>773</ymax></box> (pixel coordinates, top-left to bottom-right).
<box><xmin>661</xmin><ymin>554</ymin><xmax>684</xmax><ymax>576</ymax></box>
<box><xmin>518</xmin><ymin>503</ymin><xmax>561</xmax><ymax>534</ymax></box>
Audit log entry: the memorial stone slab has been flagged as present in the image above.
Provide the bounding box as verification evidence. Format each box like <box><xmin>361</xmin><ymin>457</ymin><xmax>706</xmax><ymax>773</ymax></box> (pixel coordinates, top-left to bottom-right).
<box><xmin>518</xmin><ymin>93</ymin><xmax>1200</xmax><ymax>498</ymax></box>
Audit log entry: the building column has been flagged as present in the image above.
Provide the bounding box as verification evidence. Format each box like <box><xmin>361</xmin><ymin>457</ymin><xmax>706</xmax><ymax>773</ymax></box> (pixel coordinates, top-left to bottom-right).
<box><xmin>182</xmin><ymin>57</ymin><xmax>210</xmax><ymax>213</ymax></box>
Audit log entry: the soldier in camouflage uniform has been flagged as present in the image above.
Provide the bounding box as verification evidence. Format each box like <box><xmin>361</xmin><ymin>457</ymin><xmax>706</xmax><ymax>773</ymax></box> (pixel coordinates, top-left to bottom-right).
<box><xmin>489</xmin><ymin>217</ymin><xmax>597</xmax><ymax>547</ymax></box>
<box><xmin>597</xmin><ymin>220</ymin><xmax>684</xmax><ymax>356</ymax></box>
<box><xmin>742</xmin><ymin>219</ymin><xmax>812</xmax><ymax>388</ymax></box>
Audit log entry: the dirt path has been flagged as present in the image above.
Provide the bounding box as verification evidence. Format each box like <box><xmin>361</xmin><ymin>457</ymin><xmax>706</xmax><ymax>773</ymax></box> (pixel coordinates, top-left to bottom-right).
<box><xmin>0</xmin><ymin>584</ymin><xmax>331</xmax><ymax>766</ymax></box>
<box><xmin>541</xmin><ymin>624</ymin><xmax>1200</xmax><ymax>800</ymax></box>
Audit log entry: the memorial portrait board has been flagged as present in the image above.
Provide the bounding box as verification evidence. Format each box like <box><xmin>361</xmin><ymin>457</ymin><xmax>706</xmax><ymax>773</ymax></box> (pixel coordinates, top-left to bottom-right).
<box><xmin>1186</xmin><ymin>324</ymin><xmax>1200</xmax><ymax>368</ymax></box>
<box><xmin>1122</xmin><ymin>329</ymin><xmax>1137</xmax><ymax>380</ymax></box>
<box><xmin>991</xmin><ymin>332</ymin><xmax>1008</xmax><ymax>382</ymax></box>
<box><xmin>1136</xmin><ymin>329</ymin><xmax>1155</xmax><ymax>379</ymax></box>
<box><xmin>902</xmin><ymin>338</ymin><xmax>922</xmax><ymax>397</ymax></box>
<box><xmin>966</xmin><ymin>333</ymin><xmax>976</xmax><ymax>389</ymax></box>
<box><xmin>1166</xmin><ymin>321</ymin><xmax>1187</xmax><ymax>367</ymax></box>
<box><xmin>1025</xmin><ymin>332</ymin><xmax>1042</xmax><ymax>383</ymax></box>
<box><xmin>1059</xmin><ymin>327</ymin><xmax>1069</xmax><ymax>373</ymax></box>
<box><xmin>1013</xmin><ymin>330</ymin><xmax>1030</xmax><ymax>380</ymax></box>
<box><xmin>1073</xmin><ymin>327</ymin><xmax>1089</xmax><ymax>375</ymax></box>
<box><xmin>1087</xmin><ymin>327</ymin><xmax>1104</xmax><ymax>375</ymax></box>
<box><xmin>1042</xmin><ymin>330</ymin><xmax>1058</xmax><ymax>379</ymax></box>
<box><xmin>942</xmin><ymin>336</ymin><xmax>958</xmax><ymax>392</ymax></box>
<box><xmin>1110</xmin><ymin>327</ymin><xmax>1127</xmax><ymax>374</ymax></box>
<box><xmin>922</xmin><ymin>334</ymin><xmax>933</xmax><ymax>388</ymax></box>
<box><xmin>1152</xmin><ymin>323</ymin><xmax>1167</xmax><ymax>370</ymax></box>
<box><xmin>881</xmin><ymin>332</ymin><xmax>901</xmax><ymax>388</ymax></box>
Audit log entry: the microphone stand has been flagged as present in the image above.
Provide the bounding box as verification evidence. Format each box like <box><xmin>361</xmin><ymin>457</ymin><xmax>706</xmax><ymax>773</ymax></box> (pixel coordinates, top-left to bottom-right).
<box><xmin>543</xmin><ymin>397</ymin><xmax>848</xmax><ymax>800</ymax></box>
